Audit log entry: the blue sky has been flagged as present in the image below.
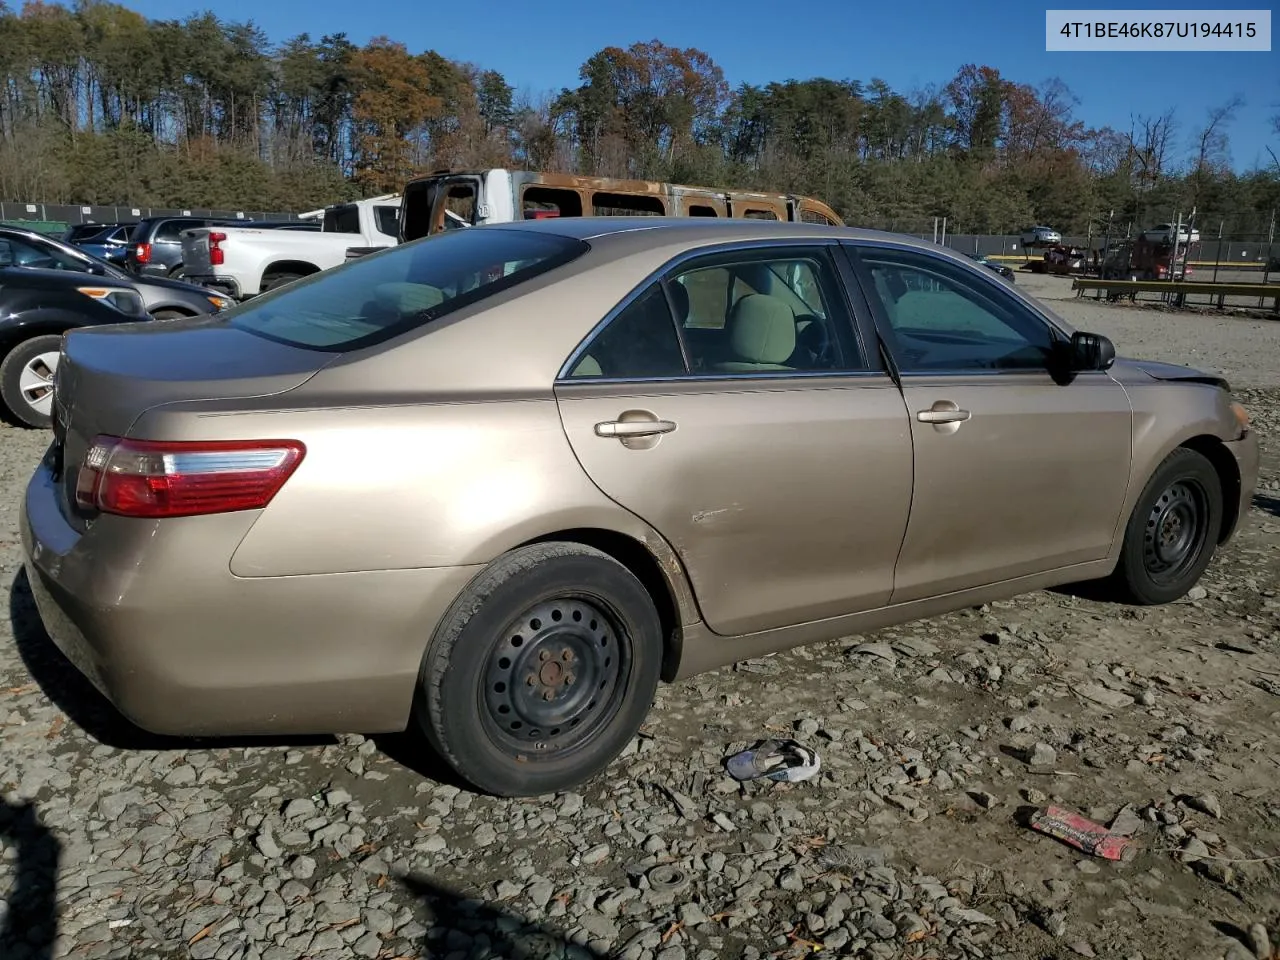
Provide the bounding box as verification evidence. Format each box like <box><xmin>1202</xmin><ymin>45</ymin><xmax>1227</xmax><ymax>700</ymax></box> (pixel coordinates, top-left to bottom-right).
<box><xmin>117</xmin><ymin>0</ymin><xmax>1279</xmax><ymax>170</ymax></box>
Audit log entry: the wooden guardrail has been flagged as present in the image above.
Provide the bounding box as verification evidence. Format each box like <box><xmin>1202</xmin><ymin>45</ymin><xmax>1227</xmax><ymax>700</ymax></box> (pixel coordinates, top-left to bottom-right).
<box><xmin>1071</xmin><ymin>278</ymin><xmax>1280</xmax><ymax>311</ymax></box>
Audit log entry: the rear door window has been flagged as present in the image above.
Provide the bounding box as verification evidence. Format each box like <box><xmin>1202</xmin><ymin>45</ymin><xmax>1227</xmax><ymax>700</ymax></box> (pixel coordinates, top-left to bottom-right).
<box><xmin>230</xmin><ymin>228</ymin><xmax>589</xmax><ymax>351</ymax></box>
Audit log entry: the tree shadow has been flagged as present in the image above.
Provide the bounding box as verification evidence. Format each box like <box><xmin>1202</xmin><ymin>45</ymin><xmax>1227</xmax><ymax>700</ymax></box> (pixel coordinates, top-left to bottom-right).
<box><xmin>0</xmin><ymin>799</ymin><xmax>60</xmax><ymax>960</ymax></box>
<box><xmin>400</xmin><ymin>874</ymin><xmax>611</xmax><ymax>960</ymax></box>
<box><xmin>1254</xmin><ymin>493</ymin><xmax>1280</xmax><ymax>519</ymax></box>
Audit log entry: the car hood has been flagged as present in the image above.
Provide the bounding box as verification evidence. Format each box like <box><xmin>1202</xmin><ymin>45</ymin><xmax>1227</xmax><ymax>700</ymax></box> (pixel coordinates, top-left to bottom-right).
<box><xmin>1113</xmin><ymin>356</ymin><xmax>1229</xmax><ymax>390</ymax></box>
<box><xmin>123</xmin><ymin>272</ymin><xmax>211</xmax><ymax>296</ymax></box>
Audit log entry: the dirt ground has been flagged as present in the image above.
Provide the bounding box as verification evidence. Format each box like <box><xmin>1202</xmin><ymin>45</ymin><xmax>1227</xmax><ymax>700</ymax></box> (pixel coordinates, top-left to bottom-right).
<box><xmin>0</xmin><ymin>287</ymin><xmax>1277</xmax><ymax>960</ymax></box>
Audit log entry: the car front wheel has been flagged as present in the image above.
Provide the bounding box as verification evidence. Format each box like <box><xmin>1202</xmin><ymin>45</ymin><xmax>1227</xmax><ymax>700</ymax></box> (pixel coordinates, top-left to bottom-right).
<box><xmin>1108</xmin><ymin>447</ymin><xmax>1222</xmax><ymax>605</ymax></box>
<box><xmin>414</xmin><ymin>542</ymin><xmax>663</xmax><ymax>797</ymax></box>
<box><xmin>0</xmin><ymin>334</ymin><xmax>64</xmax><ymax>429</ymax></box>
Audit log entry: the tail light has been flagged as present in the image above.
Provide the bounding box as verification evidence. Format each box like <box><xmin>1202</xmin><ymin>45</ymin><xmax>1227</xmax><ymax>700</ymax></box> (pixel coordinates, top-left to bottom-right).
<box><xmin>134</xmin><ymin>242</ymin><xmax>151</xmax><ymax>264</ymax></box>
<box><xmin>209</xmin><ymin>232</ymin><xmax>227</xmax><ymax>266</ymax></box>
<box><xmin>75</xmin><ymin>436</ymin><xmax>305</xmax><ymax>518</ymax></box>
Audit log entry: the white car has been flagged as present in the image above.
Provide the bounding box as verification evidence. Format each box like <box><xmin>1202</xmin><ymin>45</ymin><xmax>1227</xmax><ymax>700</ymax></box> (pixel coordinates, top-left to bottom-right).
<box><xmin>1020</xmin><ymin>225</ymin><xmax>1061</xmax><ymax>246</ymax></box>
<box><xmin>1142</xmin><ymin>223</ymin><xmax>1200</xmax><ymax>245</ymax></box>
<box><xmin>180</xmin><ymin>196</ymin><xmax>402</xmax><ymax>300</ymax></box>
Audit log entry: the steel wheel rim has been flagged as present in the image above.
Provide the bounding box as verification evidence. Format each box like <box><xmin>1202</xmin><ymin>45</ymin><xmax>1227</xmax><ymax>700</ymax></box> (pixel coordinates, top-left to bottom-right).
<box><xmin>18</xmin><ymin>351</ymin><xmax>59</xmax><ymax>418</ymax></box>
<box><xmin>481</xmin><ymin>596</ymin><xmax>631</xmax><ymax>758</ymax></box>
<box><xmin>1143</xmin><ymin>478</ymin><xmax>1208</xmax><ymax>584</ymax></box>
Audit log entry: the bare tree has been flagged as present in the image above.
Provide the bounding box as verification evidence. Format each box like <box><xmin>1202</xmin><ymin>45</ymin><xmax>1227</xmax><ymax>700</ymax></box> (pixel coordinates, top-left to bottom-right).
<box><xmin>1126</xmin><ymin>109</ymin><xmax>1178</xmax><ymax>188</ymax></box>
<box><xmin>1193</xmin><ymin>96</ymin><xmax>1244</xmax><ymax>173</ymax></box>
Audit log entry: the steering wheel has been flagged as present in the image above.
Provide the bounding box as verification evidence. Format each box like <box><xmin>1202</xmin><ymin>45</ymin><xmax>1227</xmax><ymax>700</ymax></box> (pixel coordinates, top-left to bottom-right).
<box><xmin>794</xmin><ymin>315</ymin><xmax>833</xmax><ymax>366</ymax></box>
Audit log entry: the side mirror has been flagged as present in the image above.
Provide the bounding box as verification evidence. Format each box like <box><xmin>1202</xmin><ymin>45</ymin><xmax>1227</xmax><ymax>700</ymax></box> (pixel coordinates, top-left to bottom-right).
<box><xmin>1069</xmin><ymin>331</ymin><xmax>1115</xmax><ymax>371</ymax></box>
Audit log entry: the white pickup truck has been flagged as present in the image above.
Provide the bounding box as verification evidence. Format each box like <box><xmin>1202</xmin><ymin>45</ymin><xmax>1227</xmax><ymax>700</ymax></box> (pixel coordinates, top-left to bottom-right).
<box><xmin>180</xmin><ymin>195</ymin><xmax>401</xmax><ymax>300</ymax></box>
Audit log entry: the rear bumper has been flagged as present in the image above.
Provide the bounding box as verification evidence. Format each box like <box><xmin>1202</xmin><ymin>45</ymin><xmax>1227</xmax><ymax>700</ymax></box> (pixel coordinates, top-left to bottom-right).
<box><xmin>187</xmin><ymin>274</ymin><xmax>243</xmax><ymax>300</ymax></box>
<box><xmin>20</xmin><ymin>461</ymin><xmax>480</xmax><ymax>736</ymax></box>
<box><xmin>1222</xmin><ymin>429</ymin><xmax>1260</xmax><ymax>543</ymax></box>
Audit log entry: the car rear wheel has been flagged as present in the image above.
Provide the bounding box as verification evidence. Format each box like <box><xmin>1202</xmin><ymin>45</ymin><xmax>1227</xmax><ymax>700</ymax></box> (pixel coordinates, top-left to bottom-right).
<box><xmin>414</xmin><ymin>542</ymin><xmax>663</xmax><ymax>797</ymax></box>
<box><xmin>0</xmin><ymin>334</ymin><xmax>63</xmax><ymax>429</ymax></box>
<box><xmin>150</xmin><ymin>308</ymin><xmax>190</xmax><ymax>321</ymax></box>
<box><xmin>263</xmin><ymin>273</ymin><xmax>301</xmax><ymax>292</ymax></box>
<box><xmin>1108</xmin><ymin>447</ymin><xmax>1222</xmax><ymax>605</ymax></box>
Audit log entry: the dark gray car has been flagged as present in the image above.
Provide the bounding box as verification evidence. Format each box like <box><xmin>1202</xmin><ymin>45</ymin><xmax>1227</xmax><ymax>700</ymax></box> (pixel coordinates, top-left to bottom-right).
<box><xmin>0</xmin><ymin>227</ymin><xmax>232</xmax><ymax>318</ymax></box>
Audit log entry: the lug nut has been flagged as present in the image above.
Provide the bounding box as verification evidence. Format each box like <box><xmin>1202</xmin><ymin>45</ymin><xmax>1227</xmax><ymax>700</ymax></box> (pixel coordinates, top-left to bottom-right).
<box><xmin>526</xmin><ymin>675</ymin><xmax>537</xmax><ymax>686</ymax></box>
<box><xmin>539</xmin><ymin>650</ymin><xmax>551</xmax><ymax>662</ymax></box>
<box><xmin>543</xmin><ymin>690</ymin><xmax>555</xmax><ymax>701</ymax></box>
<box><xmin>562</xmin><ymin>649</ymin><xmax>574</xmax><ymax>662</ymax></box>
<box><xmin>564</xmin><ymin>674</ymin><xmax>575</xmax><ymax>686</ymax></box>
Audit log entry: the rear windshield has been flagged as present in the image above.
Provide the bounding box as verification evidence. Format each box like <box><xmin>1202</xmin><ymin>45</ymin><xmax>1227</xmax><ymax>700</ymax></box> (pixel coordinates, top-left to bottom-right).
<box><xmin>229</xmin><ymin>227</ymin><xmax>588</xmax><ymax>351</ymax></box>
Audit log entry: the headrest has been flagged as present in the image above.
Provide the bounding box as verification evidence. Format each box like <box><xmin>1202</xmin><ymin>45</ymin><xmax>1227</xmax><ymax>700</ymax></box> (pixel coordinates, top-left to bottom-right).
<box><xmin>666</xmin><ymin>281</ymin><xmax>689</xmax><ymax>323</ymax></box>
<box><xmin>728</xmin><ymin>294</ymin><xmax>795</xmax><ymax>364</ymax></box>
<box><xmin>374</xmin><ymin>282</ymin><xmax>444</xmax><ymax>315</ymax></box>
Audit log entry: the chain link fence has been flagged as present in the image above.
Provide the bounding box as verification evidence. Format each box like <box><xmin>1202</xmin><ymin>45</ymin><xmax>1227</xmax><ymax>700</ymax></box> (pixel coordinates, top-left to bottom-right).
<box><xmin>0</xmin><ymin>201</ymin><xmax>301</xmax><ymax>235</ymax></box>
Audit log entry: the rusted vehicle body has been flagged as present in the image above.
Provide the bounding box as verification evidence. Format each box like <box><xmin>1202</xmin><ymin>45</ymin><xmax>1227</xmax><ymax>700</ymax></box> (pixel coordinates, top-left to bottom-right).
<box><xmin>398</xmin><ymin>168</ymin><xmax>844</xmax><ymax>241</ymax></box>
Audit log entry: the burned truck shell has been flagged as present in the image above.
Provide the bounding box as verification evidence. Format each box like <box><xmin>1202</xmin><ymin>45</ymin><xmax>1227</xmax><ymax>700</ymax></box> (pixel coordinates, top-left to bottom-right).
<box><xmin>399</xmin><ymin>168</ymin><xmax>844</xmax><ymax>242</ymax></box>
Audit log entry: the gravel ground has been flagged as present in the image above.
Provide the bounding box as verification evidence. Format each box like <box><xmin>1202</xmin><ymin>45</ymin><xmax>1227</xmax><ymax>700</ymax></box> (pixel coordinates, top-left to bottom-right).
<box><xmin>2</xmin><ymin>291</ymin><xmax>1279</xmax><ymax>960</ymax></box>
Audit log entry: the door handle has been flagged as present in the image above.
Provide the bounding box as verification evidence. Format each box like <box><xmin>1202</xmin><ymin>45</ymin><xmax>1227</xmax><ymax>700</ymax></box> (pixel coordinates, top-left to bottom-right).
<box><xmin>917</xmin><ymin>408</ymin><xmax>971</xmax><ymax>423</ymax></box>
<box><xmin>595</xmin><ymin>419</ymin><xmax>677</xmax><ymax>438</ymax></box>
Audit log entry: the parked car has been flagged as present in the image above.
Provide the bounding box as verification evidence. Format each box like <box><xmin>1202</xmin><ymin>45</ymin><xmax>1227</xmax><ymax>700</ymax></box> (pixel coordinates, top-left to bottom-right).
<box><xmin>0</xmin><ymin>265</ymin><xmax>150</xmax><ymax>427</ymax></box>
<box><xmin>1142</xmin><ymin>223</ymin><xmax>1200</xmax><ymax>245</ymax></box>
<box><xmin>0</xmin><ymin>226</ymin><xmax>232</xmax><ymax>318</ymax></box>
<box><xmin>67</xmin><ymin>223</ymin><xmax>135</xmax><ymax>265</ymax></box>
<box><xmin>126</xmin><ymin>215</ymin><xmax>247</xmax><ymax>279</ymax></box>
<box><xmin>1020</xmin><ymin>225</ymin><xmax>1061</xmax><ymax>246</ymax></box>
<box><xmin>966</xmin><ymin>253</ymin><xmax>1015</xmax><ymax>282</ymax></box>
<box><xmin>20</xmin><ymin>218</ymin><xmax>1258</xmax><ymax>798</ymax></box>
<box><xmin>180</xmin><ymin>197</ymin><xmax>402</xmax><ymax>300</ymax></box>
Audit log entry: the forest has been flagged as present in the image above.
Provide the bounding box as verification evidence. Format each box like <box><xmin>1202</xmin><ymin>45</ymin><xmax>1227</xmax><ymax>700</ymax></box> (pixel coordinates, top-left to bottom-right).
<box><xmin>1</xmin><ymin>0</ymin><xmax>1277</xmax><ymax>235</ymax></box>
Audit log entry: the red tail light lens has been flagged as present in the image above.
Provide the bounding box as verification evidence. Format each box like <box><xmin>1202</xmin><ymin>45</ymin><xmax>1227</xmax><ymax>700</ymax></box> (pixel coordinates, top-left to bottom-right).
<box><xmin>209</xmin><ymin>232</ymin><xmax>227</xmax><ymax>266</ymax></box>
<box><xmin>75</xmin><ymin>436</ymin><xmax>305</xmax><ymax>518</ymax></box>
<box><xmin>134</xmin><ymin>242</ymin><xmax>151</xmax><ymax>263</ymax></box>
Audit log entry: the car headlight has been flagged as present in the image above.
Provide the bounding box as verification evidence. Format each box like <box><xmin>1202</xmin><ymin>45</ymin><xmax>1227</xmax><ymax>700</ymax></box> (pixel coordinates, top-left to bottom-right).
<box><xmin>77</xmin><ymin>286</ymin><xmax>147</xmax><ymax>317</ymax></box>
<box><xmin>206</xmin><ymin>295</ymin><xmax>232</xmax><ymax>311</ymax></box>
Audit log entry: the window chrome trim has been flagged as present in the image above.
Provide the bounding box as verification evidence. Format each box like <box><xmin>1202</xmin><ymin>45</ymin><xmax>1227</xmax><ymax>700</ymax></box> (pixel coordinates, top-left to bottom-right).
<box><xmin>555</xmin><ymin>236</ymin><xmax>873</xmax><ymax>384</ymax></box>
<box><xmin>555</xmin><ymin>368</ymin><xmax>890</xmax><ymax>388</ymax></box>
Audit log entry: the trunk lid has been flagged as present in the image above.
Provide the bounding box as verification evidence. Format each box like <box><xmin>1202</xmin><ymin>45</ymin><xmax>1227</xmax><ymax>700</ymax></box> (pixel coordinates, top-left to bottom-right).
<box><xmin>52</xmin><ymin>315</ymin><xmax>332</xmax><ymax>528</ymax></box>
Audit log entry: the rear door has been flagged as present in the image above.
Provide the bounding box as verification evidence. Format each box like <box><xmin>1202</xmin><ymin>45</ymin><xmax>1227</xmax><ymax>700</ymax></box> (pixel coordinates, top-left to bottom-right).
<box><xmin>555</xmin><ymin>240</ymin><xmax>913</xmax><ymax>636</ymax></box>
<box><xmin>844</xmin><ymin>241</ymin><xmax>1132</xmax><ymax>603</ymax></box>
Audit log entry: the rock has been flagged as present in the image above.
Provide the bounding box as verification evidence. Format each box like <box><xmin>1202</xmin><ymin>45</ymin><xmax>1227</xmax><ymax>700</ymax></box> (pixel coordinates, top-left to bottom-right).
<box><xmin>290</xmin><ymin>856</ymin><xmax>317</xmax><ymax>881</ymax></box>
<box><xmin>1248</xmin><ymin>923</ymin><xmax>1272</xmax><ymax>960</ymax></box>
<box><xmin>969</xmin><ymin>791</ymin><xmax>999</xmax><ymax>810</ymax></box>
<box><xmin>1109</xmin><ymin>804</ymin><xmax>1144</xmax><ymax>837</ymax></box>
<box><xmin>1069</xmin><ymin>941</ymin><xmax>1097</xmax><ymax>957</ymax></box>
<box><xmin>1186</xmin><ymin>794</ymin><xmax>1223</xmax><ymax>819</ymax></box>
<box><xmin>1027</xmin><ymin>743</ymin><xmax>1057</xmax><ymax>767</ymax></box>
<box><xmin>582</xmin><ymin>844</ymin><xmax>610</xmax><ymax>865</ymax></box>
<box><xmin>1073</xmin><ymin>684</ymin><xmax>1135</xmax><ymax>708</ymax></box>
<box><xmin>1186</xmin><ymin>585</ymin><xmax>1208</xmax><ymax>601</ymax></box>
<box><xmin>284</xmin><ymin>798</ymin><xmax>317</xmax><ymax>820</ymax></box>
<box><xmin>1180</xmin><ymin>837</ymin><xmax>1210</xmax><ymax>863</ymax></box>
<box><xmin>255</xmin><ymin>828</ymin><xmax>282</xmax><ymax>860</ymax></box>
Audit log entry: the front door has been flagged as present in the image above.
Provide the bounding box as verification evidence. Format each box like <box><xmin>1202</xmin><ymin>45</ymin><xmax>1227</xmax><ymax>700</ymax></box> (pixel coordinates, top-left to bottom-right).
<box><xmin>845</xmin><ymin>242</ymin><xmax>1133</xmax><ymax>604</ymax></box>
<box><xmin>555</xmin><ymin>242</ymin><xmax>913</xmax><ymax>636</ymax></box>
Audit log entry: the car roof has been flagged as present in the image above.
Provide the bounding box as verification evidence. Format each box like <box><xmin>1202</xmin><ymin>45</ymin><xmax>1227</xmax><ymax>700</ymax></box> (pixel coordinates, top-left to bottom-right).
<box><xmin>473</xmin><ymin>215</ymin><xmax>949</xmax><ymax>250</ymax></box>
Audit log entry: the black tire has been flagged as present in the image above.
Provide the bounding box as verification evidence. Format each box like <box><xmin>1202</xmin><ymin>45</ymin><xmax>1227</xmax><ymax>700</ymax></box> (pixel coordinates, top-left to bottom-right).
<box><xmin>1107</xmin><ymin>447</ymin><xmax>1222</xmax><ymax>605</ymax></box>
<box><xmin>415</xmin><ymin>542</ymin><xmax>663</xmax><ymax>797</ymax></box>
<box><xmin>263</xmin><ymin>273</ymin><xmax>301</xmax><ymax>292</ymax></box>
<box><xmin>150</xmin><ymin>309</ymin><xmax>189</xmax><ymax>321</ymax></box>
<box><xmin>0</xmin><ymin>334</ymin><xmax>64</xmax><ymax>429</ymax></box>
<box><xmin>168</xmin><ymin>266</ymin><xmax>186</xmax><ymax>280</ymax></box>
